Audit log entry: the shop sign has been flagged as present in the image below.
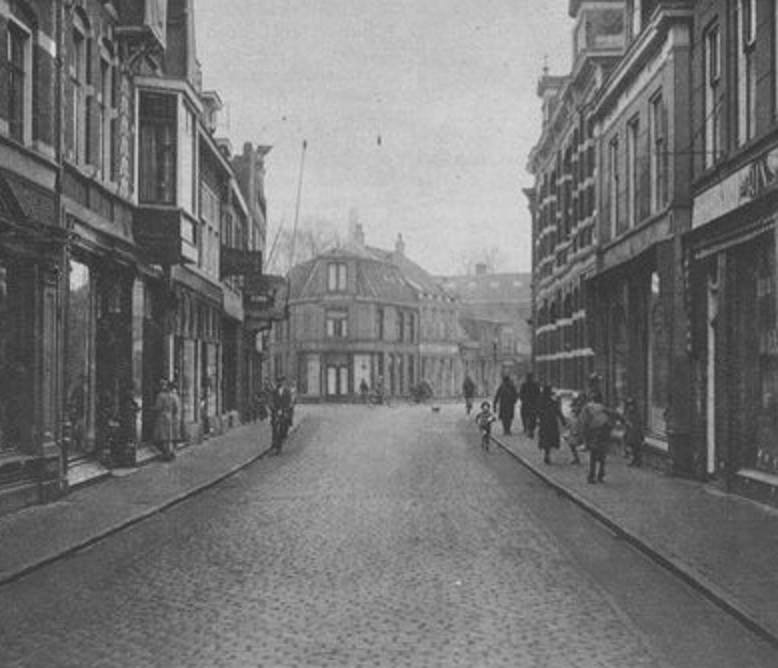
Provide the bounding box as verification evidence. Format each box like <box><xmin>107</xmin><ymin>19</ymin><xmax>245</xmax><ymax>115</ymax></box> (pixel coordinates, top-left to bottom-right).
<box><xmin>693</xmin><ymin>146</ymin><xmax>778</xmax><ymax>229</ymax></box>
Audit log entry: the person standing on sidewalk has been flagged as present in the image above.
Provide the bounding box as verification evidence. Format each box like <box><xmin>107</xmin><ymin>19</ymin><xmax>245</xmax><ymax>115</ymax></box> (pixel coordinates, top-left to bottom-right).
<box><xmin>623</xmin><ymin>397</ymin><xmax>645</xmax><ymax>467</ymax></box>
<box><xmin>563</xmin><ymin>393</ymin><xmax>585</xmax><ymax>464</ymax></box>
<box><xmin>493</xmin><ymin>375</ymin><xmax>519</xmax><ymax>436</ymax></box>
<box><xmin>537</xmin><ymin>385</ymin><xmax>566</xmax><ymax>464</ymax></box>
<box><xmin>270</xmin><ymin>375</ymin><xmax>293</xmax><ymax>455</ymax></box>
<box><xmin>518</xmin><ymin>372</ymin><xmax>541</xmax><ymax>437</ymax></box>
<box><xmin>579</xmin><ymin>391</ymin><xmax>621</xmax><ymax>483</ymax></box>
<box><xmin>153</xmin><ymin>380</ymin><xmax>176</xmax><ymax>461</ymax></box>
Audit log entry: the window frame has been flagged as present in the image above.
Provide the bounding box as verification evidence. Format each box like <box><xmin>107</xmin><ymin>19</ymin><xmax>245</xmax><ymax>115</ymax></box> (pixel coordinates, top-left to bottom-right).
<box><xmin>649</xmin><ymin>91</ymin><xmax>667</xmax><ymax>212</ymax></box>
<box><xmin>325</xmin><ymin>310</ymin><xmax>349</xmax><ymax>339</ymax></box>
<box><xmin>626</xmin><ymin>115</ymin><xmax>640</xmax><ymax>228</ymax></box>
<box><xmin>6</xmin><ymin>17</ymin><xmax>32</xmax><ymax>144</ymax></box>
<box><xmin>327</xmin><ymin>262</ymin><xmax>347</xmax><ymax>292</ymax></box>
<box><xmin>705</xmin><ymin>23</ymin><xmax>722</xmax><ymax>168</ymax></box>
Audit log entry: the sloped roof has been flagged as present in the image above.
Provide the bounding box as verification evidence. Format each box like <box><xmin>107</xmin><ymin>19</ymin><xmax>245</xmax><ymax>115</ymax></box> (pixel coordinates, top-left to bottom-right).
<box><xmin>368</xmin><ymin>246</ymin><xmax>453</xmax><ymax>300</ymax></box>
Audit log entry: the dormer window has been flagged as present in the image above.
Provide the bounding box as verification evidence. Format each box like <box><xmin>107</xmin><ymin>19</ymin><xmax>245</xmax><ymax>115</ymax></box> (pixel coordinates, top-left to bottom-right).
<box><xmin>327</xmin><ymin>262</ymin><xmax>347</xmax><ymax>291</ymax></box>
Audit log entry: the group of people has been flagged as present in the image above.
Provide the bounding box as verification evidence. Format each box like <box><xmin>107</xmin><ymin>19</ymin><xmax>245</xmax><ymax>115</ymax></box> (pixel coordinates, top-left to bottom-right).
<box><xmin>468</xmin><ymin>371</ymin><xmax>645</xmax><ymax>485</ymax></box>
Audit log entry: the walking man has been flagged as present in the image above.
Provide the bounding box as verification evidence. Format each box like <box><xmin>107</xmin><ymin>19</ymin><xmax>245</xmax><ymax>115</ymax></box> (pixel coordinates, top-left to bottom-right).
<box><xmin>270</xmin><ymin>375</ymin><xmax>293</xmax><ymax>455</ymax></box>
<box><xmin>493</xmin><ymin>375</ymin><xmax>519</xmax><ymax>436</ymax></box>
<box><xmin>462</xmin><ymin>374</ymin><xmax>476</xmax><ymax>415</ymax></box>
<box><xmin>518</xmin><ymin>372</ymin><xmax>541</xmax><ymax>437</ymax></box>
<box><xmin>579</xmin><ymin>391</ymin><xmax>621</xmax><ymax>483</ymax></box>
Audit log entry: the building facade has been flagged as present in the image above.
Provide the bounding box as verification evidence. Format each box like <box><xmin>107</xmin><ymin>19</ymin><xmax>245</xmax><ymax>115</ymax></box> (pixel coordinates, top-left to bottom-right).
<box><xmin>526</xmin><ymin>0</ymin><xmax>626</xmax><ymax>395</ymax></box>
<box><xmin>685</xmin><ymin>0</ymin><xmax>778</xmax><ymax>501</ymax></box>
<box><xmin>0</xmin><ymin>0</ymin><xmax>281</xmax><ymax>515</ymax></box>
<box><xmin>589</xmin><ymin>1</ymin><xmax>694</xmax><ymax>470</ymax></box>
<box><xmin>438</xmin><ymin>266</ymin><xmax>532</xmax><ymax>396</ymax></box>
<box><xmin>272</xmin><ymin>227</ymin><xmax>462</xmax><ymax>401</ymax></box>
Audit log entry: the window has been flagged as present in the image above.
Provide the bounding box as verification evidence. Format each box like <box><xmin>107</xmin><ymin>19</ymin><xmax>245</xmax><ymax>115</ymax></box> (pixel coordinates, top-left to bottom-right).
<box><xmin>705</xmin><ymin>25</ymin><xmax>722</xmax><ymax>168</ymax></box>
<box><xmin>627</xmin><ymin>117</ymin><xmax>639</xmax><ymax>227</ymax></box>
<box><xmin>398</xmin><ymin>311</ymin><xmax>405</xmax><ymax>341</ymax></box>
<box><xmin>376</xmin><ymin>307</ymin><xmax>384</xmax><ymax>340</ymax></box>
<box><xmin>738</xmin><ymin>0</ymin><xmax>757</xmax><ymax>145</ymax></box>
<box><xmin>327</xmin><ymin>262</ymin><xmax>347</xmax><ymax>291</ymax></box>
<box><xmin>650</xmin><ymin>93</ymin><xmax>668</xmax><ymax>211</ymax></box>
<box><xmin>138</xmin><ymin>92</ymin><xmax>177</xmax><ymax>204</ymax></box>
<box><xmin>7</xmin><ymin>19</ymin><xmax>31</xmax><ymax>143</ymax></box>
<box><xmin>608</xmin><ymin>136</ymin><xmax>620</xmax><ymax>235</ymax></box>
<box><xmin>325</xmin><ymin>311</ymin><xmax>348</xmax><ymax>338</ymax></box>
<box><xmin>71</xmin><ymin>14</ymin><xmax>88</xmax><ymax>164</ymax></box>
<box><xmin>98</xmin><ymin>53</ymin><xmax>114</xmax><ymax>181</ymax></box>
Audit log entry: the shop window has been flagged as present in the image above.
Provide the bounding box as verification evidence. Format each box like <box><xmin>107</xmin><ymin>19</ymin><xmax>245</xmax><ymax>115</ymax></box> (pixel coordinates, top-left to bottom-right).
<box><xmin>754</xmin><ymin>239</ymin><xmax>778</xmax><ymax>474</ymax></box>
<box><xmin>138</xmin><ymin>91</ymin><xmax>177</xmax><ymax>204</ymax></box>
<box><xmin>647</xmin><ymin>272</ymin><xmax>668</xmax><ymax>438</ymax></box>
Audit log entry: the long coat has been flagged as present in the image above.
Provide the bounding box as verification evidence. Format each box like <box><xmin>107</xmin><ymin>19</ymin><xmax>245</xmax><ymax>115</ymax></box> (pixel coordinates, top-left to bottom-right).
<box><xmin>493</xmin><ymin>379</ymin><xmax>519</xmax><ymax>421</ymax></box>
<box><xmin>538</xmin><ymin>395</ymin><xmax>565</xmax><ymax>451</ymax></box>
<box><xmin>153</xmin><ymin>389</ymin><xmax>176</xmax><ymax>444</ymax></box>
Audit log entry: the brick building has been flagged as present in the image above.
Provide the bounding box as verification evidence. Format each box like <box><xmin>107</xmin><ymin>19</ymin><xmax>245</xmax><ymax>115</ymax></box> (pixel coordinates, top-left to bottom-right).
<box><xmin>525</xmin><ymin>0</ymin><xmax>626</xmax><ymax>395</ymax></box>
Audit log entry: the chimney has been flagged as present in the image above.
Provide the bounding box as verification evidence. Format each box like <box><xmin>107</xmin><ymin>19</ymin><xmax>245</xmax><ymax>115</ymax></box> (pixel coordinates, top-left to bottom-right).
<box><xmin>475</xmin><ymin>262</ymin><xmax>488</xmax><ymax>276</ymax></box>
<box><xmin>395</xmin><ymin>233</ymin><xmax>405</xmax><ymax>255</ymax></box>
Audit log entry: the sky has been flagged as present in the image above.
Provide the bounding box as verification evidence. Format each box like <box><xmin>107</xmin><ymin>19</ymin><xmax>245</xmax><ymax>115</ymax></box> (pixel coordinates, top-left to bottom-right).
<box><xmin>195</xmin><ymin>0</ymin><xmax>572</xmax><ymax>275</ymax></box>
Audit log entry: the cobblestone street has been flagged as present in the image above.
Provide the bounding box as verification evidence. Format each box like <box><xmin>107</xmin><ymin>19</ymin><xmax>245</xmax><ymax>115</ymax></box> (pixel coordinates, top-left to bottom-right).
<box><xmin>1</xmin><ymin>404</ymin><xmax>775</xmax><ymax>667</ymax></box>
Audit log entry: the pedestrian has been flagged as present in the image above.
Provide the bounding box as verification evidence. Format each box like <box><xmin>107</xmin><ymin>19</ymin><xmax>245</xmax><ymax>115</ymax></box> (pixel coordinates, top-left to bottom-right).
<box><xmin>169</xmin><ymin>381</ymin><xmax>182</xmax><ymax>448</ymax></box>
<box><xmin>462</xmin><ymin>374</ymin><xmax>476</xmax><ymax>415</ymax></box>
<box><xmin>579</xmin><ymin>390</ymin><xmax>622</xmax><ymax>483</ymax></box>
<box><xmin>518</xmin><ymin>372</ymin><xmax>541</xmax><ymax>437</ymax></box>
<box><xmin>493</xmin><ymin>375</ymin><xmax>519</xmax><ymax>436</ymax></box>
<box><xmin>537</xmin><ymin>385</ymin><xmax>566</xmax><ymax>464</ymax></box>
<box><xmin>563</xmin><ymin>393</ymin><xmax>585</xmax><ymax>464</ymax></box>
<box><xmin>475</xmin><ymin>400</ymin><xmax>497</xmax><ymax>451</ymax></box>
<box><xmin>360</xmin><ymin>378</ymin><xmax>369</xmax><ymax>404</ymax></box>
<box><xmin>623</xmin><ymin>397</ymin><xmax>645</xmax><ymax>467</ymax></box>
<box><xmin>270</xmin><ymin>375</ymin><xmax>293</xmax><ymax>455</ymax></box>
<box><xmin>153</xmin><ymin>379</ymin><xmax>176</xmax><ymax>461</ymax></box>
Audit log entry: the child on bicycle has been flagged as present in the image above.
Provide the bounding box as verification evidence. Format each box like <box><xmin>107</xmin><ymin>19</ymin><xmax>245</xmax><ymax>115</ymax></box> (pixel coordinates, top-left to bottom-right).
<box><xmin>475</xmin><ymin>400</ymin><xmax>496</xmax><ymax>450</ymax></box>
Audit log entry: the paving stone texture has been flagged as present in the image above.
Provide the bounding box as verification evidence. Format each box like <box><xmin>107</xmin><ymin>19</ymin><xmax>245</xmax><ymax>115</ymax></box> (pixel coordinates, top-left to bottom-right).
<box><xmin>0</xmin><ymin>404</ymin><xmax>679</xmax><ymax>668</ymax></box>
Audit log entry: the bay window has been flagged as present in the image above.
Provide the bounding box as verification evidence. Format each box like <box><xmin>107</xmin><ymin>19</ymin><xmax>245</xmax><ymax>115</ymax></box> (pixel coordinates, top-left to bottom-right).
<box><xmin>138</xmin><ymin>92</ymin><xmax>177</xmax><ymax>204</ymax></box>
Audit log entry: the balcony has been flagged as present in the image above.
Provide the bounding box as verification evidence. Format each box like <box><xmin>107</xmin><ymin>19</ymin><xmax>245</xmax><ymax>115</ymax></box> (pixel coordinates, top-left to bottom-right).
<box><xmin>116</xmin><ymin>0</ymin><xmax>167</xmax><ymax>52</ymax></box>
<box><xmin>243</xmin><ymin>274</ymin><xmax>287</xmax><ymax>331</ymax></box>
<box><xmin>134</xmin><ymin>206</ymin><xmax>198</xmax><ymax>266</ymax></box>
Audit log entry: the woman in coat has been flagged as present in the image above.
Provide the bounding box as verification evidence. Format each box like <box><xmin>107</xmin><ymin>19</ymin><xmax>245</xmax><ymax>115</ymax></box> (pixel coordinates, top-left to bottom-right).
<box><xmin>537</xmin><ymin>385</ymin><xmax>566</xmax><ymax>464</ymax></box>
<box><xmin>493</xmin><ymin>375</ymin><xmax>519</xmax><ymax>435</ymax></box>
<box><xmin>153</xmin><ymin>379</ymin><xmax>176</xmax><ymax>461</ymax></box>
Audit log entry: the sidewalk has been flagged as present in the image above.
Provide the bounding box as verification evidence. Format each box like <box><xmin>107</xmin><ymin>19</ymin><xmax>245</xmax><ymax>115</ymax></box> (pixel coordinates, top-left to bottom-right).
<box><xmin>493</xmin><ymin>429</ymin><xmax>778</xmax><ymax>649</ymax></box>
<box><xmin>0</xmin><ymin>412</ymin><xmax>303</xmax><ymax>588</ymax></box>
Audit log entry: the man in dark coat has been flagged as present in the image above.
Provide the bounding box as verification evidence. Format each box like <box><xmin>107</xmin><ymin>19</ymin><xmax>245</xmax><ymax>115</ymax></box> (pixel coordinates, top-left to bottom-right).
<box><xmin>462</xmin><ymin>375</ymin><xmax>476</xmax><ymax>414</ymax></box>
<box><xmin>518</xmin><ymin>372</ymin><xmax>541</xmax><ymax>437</ymax></box>
<box><xmin>270</xmin><ymin>375</ymin><xmax>293</xmax><ymax>454</ymax></box>
<box><xmin>493</xmin><ymin>375</ymin><xmax>519</xmax><ymax>436</ymax></box>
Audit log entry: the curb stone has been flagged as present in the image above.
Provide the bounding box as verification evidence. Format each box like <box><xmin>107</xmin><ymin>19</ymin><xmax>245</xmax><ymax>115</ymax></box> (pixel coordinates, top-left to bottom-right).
<box><xmin>493</xmin><ymin>434</ymin><xmax>778</xmax><ymax>651</ymax></box>
<box><xmin>0</xmin><ymin>418</ymin><xmax>304</xmax><ymax>589</ymax></box>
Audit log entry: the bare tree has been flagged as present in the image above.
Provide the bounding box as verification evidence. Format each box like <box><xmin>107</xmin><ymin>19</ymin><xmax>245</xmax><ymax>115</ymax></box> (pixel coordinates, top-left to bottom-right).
<box><xmin>267</xmin><ymin>217</ymin><xmax>342</xmax><ymax>274</ymax></box>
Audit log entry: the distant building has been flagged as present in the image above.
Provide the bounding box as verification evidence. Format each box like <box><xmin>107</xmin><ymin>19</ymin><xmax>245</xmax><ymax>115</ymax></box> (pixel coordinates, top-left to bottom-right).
<box><xmin>271</xmin><ymin>226</ymin><xmax>462</xmax><ymax>401</ymax></box>
<box><xmin>438</xmin><ymin>265</ymin><xmax>532</xmax><ymax>395</ymax></box>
